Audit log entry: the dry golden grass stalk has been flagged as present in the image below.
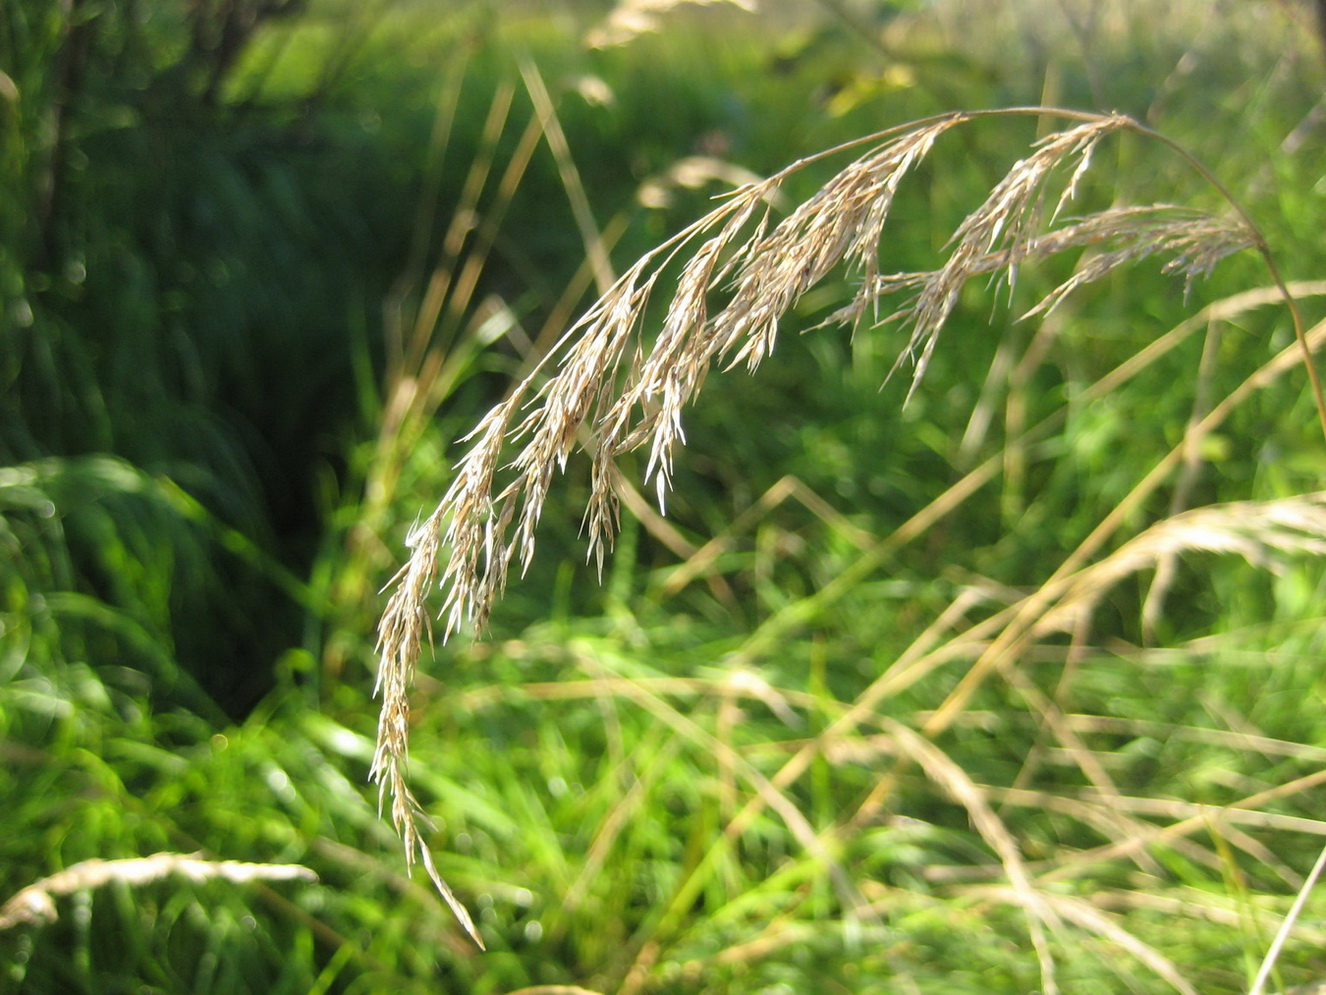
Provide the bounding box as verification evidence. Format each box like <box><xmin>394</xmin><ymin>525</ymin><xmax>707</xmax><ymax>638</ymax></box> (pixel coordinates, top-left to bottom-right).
<box><xmin>883</xmin><ymin>718</ymin><xmax>1062</xmax><ymax>994</ymax></box>
<box><xmin>1033</xmin><ymin>491</ymin><xmax>1326</xmax><ymax>638</ymax></box>
<box><xmin>981</xmin><ymin>885</ymin><xmax>1200</xmax><ymax>995</ymax></box>
<box><xmin>1250</xmin><ymin>842</ymin><xmax>1326</xmax><ymax>995</ymax></box>
<box><xmin>372</xmin><ymin>107</ymin><xmax>1287</xmax><ymax>942</ymax></box>
<box><xmin>0</xmin><ymin>853</ymin><xmax>316</xmax><ymax>930</ymax></box>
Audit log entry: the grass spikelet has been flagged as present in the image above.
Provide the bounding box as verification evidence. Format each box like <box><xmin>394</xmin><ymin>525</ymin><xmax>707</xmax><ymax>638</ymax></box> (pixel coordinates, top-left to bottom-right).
<box><xmin>1022</xmin><ymin>206</ymin><xmax>1259</xmax><ymax>317</ymax></box>
<box><xmin>827</xmin><ymin>205</ymin><xmax>1258</xmax><ymax>345</ymax></box>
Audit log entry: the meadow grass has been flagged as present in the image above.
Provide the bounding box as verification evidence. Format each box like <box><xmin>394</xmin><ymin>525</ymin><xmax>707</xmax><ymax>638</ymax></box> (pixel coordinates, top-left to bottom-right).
<box><xmin>5</xmin><ymin>1</ymin><xmax>1326</xmax><ymax>993</ymax></box>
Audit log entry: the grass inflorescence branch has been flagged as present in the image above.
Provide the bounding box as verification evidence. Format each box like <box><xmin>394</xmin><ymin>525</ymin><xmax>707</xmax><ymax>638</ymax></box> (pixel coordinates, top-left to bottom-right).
<box><xmin>372</xmin><ymin>106</ymin><xmax>1317</xmax><ymax>945</ymax></box>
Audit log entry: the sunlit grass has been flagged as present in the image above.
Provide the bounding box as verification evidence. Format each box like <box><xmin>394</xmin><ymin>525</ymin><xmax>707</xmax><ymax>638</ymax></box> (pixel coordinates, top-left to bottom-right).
<box><xmin>5</xmin><ymin>0</ymin><xmax>1326</xmax><ymax>992</ymax></box>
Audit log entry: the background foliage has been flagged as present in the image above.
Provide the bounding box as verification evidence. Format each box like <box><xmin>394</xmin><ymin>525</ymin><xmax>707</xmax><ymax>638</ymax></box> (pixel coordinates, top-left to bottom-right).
<box><xmin>3</xmin><ymin>0</ymin><xmax>1326</xmax><ymax>992</ymax></box>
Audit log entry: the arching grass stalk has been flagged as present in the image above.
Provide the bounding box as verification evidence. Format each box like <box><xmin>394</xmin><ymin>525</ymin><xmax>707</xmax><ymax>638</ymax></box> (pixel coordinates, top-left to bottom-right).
<box><xmin>371</xmin><ymin>106</ymin><xmax>1323</xmax><ymax>944</ymax></box>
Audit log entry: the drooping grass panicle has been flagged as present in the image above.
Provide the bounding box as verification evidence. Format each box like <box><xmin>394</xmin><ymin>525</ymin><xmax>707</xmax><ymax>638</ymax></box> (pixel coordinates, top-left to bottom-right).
<box><xmin>395</xmin><ymin>112</ymin><xmax>1229</xmax><ymax>659</ymax></box>
<box><xmin>371</xmin><ymin>107</ymin><xmax>1278</xmax><ymax>944</ymax></box>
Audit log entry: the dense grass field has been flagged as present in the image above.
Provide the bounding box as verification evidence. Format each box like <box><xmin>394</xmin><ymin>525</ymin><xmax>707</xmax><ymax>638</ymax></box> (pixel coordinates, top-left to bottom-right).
<box><xmin>4</xmin><ymin>1</ymin><xmax>1326</xmax><ymax>992</ymax></box>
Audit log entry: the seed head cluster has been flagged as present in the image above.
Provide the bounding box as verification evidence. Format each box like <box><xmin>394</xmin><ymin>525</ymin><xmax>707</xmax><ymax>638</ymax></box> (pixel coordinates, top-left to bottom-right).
<box><xmin>371</xmin><ymin>108</ymin><xmax>1257</xmax><ymax>943</ymax></box>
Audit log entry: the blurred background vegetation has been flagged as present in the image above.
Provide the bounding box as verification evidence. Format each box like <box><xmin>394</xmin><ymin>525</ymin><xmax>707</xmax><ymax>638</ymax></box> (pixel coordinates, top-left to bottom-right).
<box><xmin>3</xmin><ymin>0</ymin><xmax>1326</xmax><ymax>991</ymax></box>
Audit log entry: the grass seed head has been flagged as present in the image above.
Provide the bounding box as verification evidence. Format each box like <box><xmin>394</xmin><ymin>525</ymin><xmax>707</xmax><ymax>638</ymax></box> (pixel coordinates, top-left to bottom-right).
<box><xmin>371</xmin><ymin>107</ymin><xmax>1267</xmax><ymax>947</ymax></box>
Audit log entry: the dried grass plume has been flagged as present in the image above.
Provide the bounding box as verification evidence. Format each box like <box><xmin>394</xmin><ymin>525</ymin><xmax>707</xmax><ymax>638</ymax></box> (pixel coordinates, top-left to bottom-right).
<box><xmin>371</xmin><ymin>106</ymin><xmax>1278</xmax><ymax>943</ymax></box>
